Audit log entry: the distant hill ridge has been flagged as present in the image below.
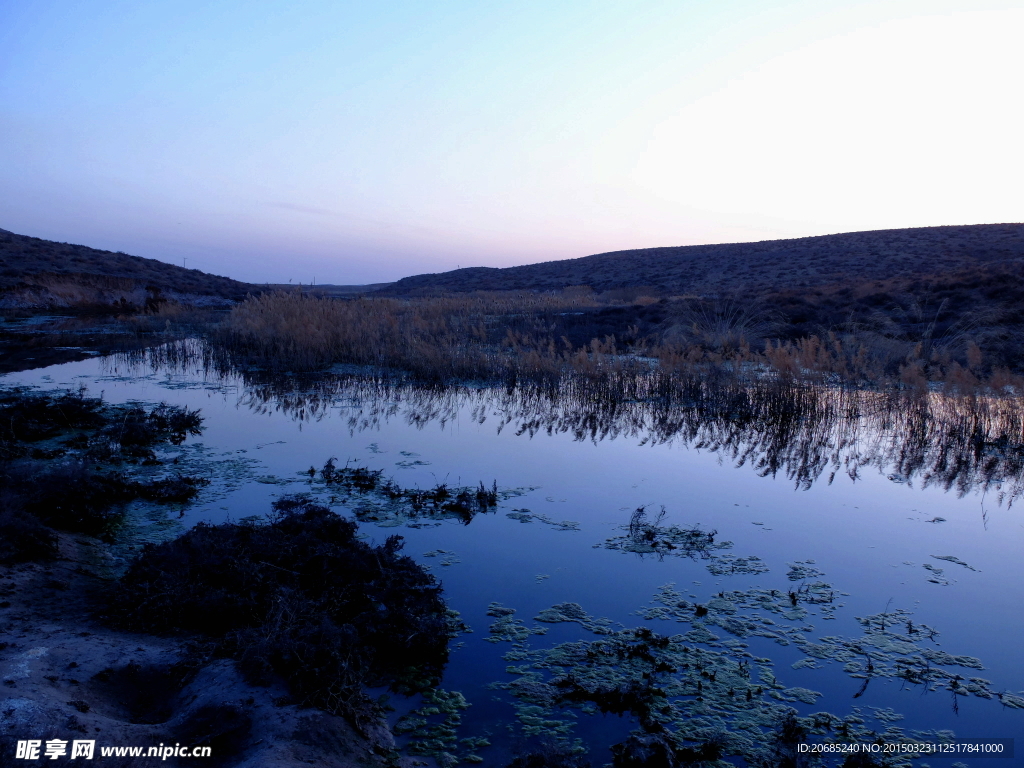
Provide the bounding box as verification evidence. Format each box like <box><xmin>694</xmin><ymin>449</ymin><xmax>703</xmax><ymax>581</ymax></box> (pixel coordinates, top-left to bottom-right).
<box><xmin>0</xmin><ymin>228</ymin><xmax>254</xmax><ymax>309</ymax></box>
<box><xmin>380</xmin><ymin>224</ymin><xmax>1024</xmax><ymax>296</ymax></box>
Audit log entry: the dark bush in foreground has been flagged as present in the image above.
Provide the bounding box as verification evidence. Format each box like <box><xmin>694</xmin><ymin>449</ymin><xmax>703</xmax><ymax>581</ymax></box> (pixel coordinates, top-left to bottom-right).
<box><xmin>104</xmin><ymin>403</ymin><xmax>203</xmax><ymax>450</ymax></box>
<box><xmin>0</xmin><ymin>500</ymin><xmax>58</xmax><ymax>563</ymax></box>
<box><xmin>19</xmin><ymin>461</ymin><xmax>207</xmax><ymax>537</ymax></box>
<box><xmin>0</xmin><ymin>387</ymin><xmax>105</xmax><ymax>453</ymax></box>
<box><xmin>22</xmin><ymin>461</ymin><xmax>142</xmax><ymax>536</ymax></box>
<box><xmin>110</xmin><ymin>498</ymin><xmax>450</xmax><ymax>721</ymax></box>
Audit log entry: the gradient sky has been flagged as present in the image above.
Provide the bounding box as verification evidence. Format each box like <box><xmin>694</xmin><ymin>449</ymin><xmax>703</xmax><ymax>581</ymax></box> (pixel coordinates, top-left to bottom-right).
<box><xmin>2</xmin><ymin>0</ymin><xmax>1022</xmax><ymax>284</ymax></box>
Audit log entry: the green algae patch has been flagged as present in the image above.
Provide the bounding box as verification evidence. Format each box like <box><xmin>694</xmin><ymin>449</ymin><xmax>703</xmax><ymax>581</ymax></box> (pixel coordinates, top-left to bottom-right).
<box><xmin>602</xmin><ymin>507</ymin><xmax>777</xmax><ymax>583</ymax></box>
<box><xmin>706</xmin><ymin>554</ymin><xmax>770</xmax><ymax>576</ymax></box>
<box><xmin>508</xmin><ymin>508</ymin><xmax>580</xmax><ymax>531</ymax></box>
<box><xmin>395</xmin><ymin>688</ymin><xmax>480</xmax><ymax>765</ymax></box>
<box><xmin>535</xmin><ymin>603</ymin><xmax>617</xmax><ymax>634</ymax></box>
<box><xmin>486</xmin><ymin>567</ymin><xmax>1018</xmax><ymax>767</ymax></box>
<box><xmin>602</xmin><ymin>506</ymin><xmax>731</xmax><ymax>559</ymax></box>
<box><xmin>424</xmin><ymin>549</ymin><xmax>462</xmax><ymax>567</ymax></box>
<box><xmin>787</xmin><ymin>560</ymin><xmax>825</xmax><ymax>581</ymax></box>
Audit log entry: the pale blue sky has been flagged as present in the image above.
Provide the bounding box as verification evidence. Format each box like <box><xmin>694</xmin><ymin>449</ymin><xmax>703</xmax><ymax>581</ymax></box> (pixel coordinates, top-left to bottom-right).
<box><xmin>2</xmin><ymin>0</ymin><xmax>1022</xmax><ymax>283</ymax></box>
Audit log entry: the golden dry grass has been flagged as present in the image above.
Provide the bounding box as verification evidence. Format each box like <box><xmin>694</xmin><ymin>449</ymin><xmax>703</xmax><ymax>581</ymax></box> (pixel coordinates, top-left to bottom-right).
<box><xmin>216</xmin><ymin>290</ymin><xmax>1024</xmax><ymax>395</ymax></box>
<box><xmin>219</xmin><ymin>289</ymin><xmax>611</xmax><ymax>381</ymax></box>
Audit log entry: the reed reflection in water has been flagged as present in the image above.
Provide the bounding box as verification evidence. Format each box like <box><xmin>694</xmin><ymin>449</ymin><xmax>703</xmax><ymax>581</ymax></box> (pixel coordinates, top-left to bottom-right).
<box><xmin>112</xmin><ymin>339</ymin><xmax>1024</xmax><ymax>506</ymax></box>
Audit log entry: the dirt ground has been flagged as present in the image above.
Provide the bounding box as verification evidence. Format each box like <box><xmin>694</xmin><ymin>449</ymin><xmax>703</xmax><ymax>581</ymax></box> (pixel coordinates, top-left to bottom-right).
<box><xmin>0</xmin><ymin>533</ymin><xmax>410</xmax><ymax>767</ymax></box>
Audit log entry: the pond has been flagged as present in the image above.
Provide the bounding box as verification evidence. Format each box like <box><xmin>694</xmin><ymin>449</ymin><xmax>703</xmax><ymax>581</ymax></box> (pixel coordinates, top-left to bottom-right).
<box><xmin>4</xmin><ymin>346</ymin><xmax>1023</xmax><ymax>766</ymax></box>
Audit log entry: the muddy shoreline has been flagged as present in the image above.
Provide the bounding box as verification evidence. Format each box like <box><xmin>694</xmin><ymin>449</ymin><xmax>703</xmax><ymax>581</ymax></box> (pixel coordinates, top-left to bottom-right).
<box><xmin>0</xmin><ymin>380</ymin><xmax>424</xmax><ymax>767</ymax></box>
<box><xmin>0</xmin><ymin>530</ymin><xmax>410</xmax><ymax>767</ymax></box>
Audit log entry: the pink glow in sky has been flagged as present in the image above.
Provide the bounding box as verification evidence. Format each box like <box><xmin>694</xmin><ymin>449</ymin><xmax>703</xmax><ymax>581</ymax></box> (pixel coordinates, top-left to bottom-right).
<box><xmin>1</xmin><ymin>0</ymin><xmax>1022</xmax><ymax>284</ymax></box>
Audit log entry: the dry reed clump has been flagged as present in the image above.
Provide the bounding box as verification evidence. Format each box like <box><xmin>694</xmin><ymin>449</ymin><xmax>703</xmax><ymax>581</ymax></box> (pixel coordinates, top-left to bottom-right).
<box><xmin>217</xmin><ymin>289</ymin><xmax>623</xmax><ymax>383</ymax></box>
<box><xmin>216</xmin><ymin>290</ymin><xmax>1024</xmax><ymax>394</ymax></box>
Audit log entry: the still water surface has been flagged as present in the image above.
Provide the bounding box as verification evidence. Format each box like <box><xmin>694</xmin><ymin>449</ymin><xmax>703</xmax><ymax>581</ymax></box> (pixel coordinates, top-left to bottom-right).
<box><xmin>5</xmin><ymin>351</ymin><xmax>1023</xmax><ymax>764</ymax></box>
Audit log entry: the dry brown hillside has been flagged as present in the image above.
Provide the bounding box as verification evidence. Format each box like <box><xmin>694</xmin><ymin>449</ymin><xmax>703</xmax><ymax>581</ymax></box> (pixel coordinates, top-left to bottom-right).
<box><xmin>0</xmin><ymin>228</ymin><xmax>254</xmax><ymax>309</ymax></box>
<box><xmin>380</xmin><ymin>224</ymin><xmax>1024</xmax><ymax>296</ymax></box>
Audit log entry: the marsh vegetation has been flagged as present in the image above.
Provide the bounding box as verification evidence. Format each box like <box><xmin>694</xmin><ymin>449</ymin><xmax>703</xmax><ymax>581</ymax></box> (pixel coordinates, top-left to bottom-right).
<box><xmin>214</xmin><ymin>288</ymin><xmax>1024</xmax><ymax>396</ymax></box>
<box><xmin>0</xmin><ymin>387</ymin><xmax>206</xmax><ymax>560</ymax></box>
<box><xmin>7</xmin><ymin>266</ymin><xmax>1024</xmax><ymax>765</ymax></box>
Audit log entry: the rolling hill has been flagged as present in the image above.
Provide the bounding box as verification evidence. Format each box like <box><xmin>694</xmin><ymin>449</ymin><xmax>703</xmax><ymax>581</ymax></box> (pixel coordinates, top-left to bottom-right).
<box><xmin>380</xmin><ymin>224</ymin><xmax>1024</xmax><ymax>296</ymax></box>
<box><xmin>0</xmin><ymin>228</ymin><xmax>254</xmax><ymax>309</ymax></box>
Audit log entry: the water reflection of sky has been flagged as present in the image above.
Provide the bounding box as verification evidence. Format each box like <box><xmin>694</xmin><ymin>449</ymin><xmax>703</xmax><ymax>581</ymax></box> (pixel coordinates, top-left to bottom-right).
<box><xmin>8</xmin><ymin>357</ymin><xmax>1024</xmax><ymax>763</ymax></box>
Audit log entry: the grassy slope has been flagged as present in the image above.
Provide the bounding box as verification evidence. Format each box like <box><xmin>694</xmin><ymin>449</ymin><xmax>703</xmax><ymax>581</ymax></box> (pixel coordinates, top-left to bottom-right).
<box><xmin>0</xmin><ymin>228</ymin><xmax>253</xmax><ymax>299</ymax></box>
<box><xmin>380</xmin><ymin>223</ymin><xmax>1024</xmax><ymax>296</ymax></box>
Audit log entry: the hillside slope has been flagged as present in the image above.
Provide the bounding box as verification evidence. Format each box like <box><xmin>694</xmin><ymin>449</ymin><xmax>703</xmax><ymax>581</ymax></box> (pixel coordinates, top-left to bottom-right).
<box><xmin>0</xmin><ymin>228</ymin><xmax>254</xmax><ymax>309</ymax></box>
<box><xmin>381</xmin><ymin>224</ymin><xmax>1024</xmax><ymax>296</ymax></box>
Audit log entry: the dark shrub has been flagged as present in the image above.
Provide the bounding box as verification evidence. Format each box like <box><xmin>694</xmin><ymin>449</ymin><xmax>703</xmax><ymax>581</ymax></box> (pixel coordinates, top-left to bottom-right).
<box><xmin>0</xmin><ymin>498</ymin><xmax>58</xmax><ymax>563</ymax></box>
<box><xmin>103</xmin><ymin>403</ymin><xmax>203</xmax><ymax>451</ymax></box>
<box><xmin>18</xmin><ymin>461</ymin><xmax>206</xmax><ymax>537</ymax></box>
<box><xmin>135</xmin><ymin>473</ymin><xmax>209</xmax><ymax>503</ymax></box>
<box><xmin>110</xmin><ymin>498</ymin><xmax>450</xmax><ymax>720</ymax></box>
<box><xmin>0</xmin><ymin>387</ymin><xmax>105</xmax><ymax>447</ymax></box>
<box><xmin>23</xmin><ymin>461</ymin><xmax>138</xmax><ymax>536</ymax></box>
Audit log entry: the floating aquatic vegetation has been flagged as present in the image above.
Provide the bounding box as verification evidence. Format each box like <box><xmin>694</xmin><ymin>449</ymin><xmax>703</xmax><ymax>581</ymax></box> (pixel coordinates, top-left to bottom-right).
<box><xmin>931</xmin><ymin>554</ymin><xmax>978</xmax><ymax>571</ymax></box>
<box><xmin>394</xmin><ymin>688</ymin><xmax>480</xmax><ymax>766</ymax></box>
<box><xmin>306</xmin><ymin>456</ymin><xmax>526</xmax><ymax>527</ymax></box>
<box><xmin>602</xmin><ymin>509</ymin><xmax>780</xmax><ymax>586</ymax></box>
<box><xmin>487</xmin><ymin>567</ymin><xmax>1018</xmax><ymax>767</ymax></box>
<box><xmin>786</xmin><ymin>560</ymin><xmax>825</xmax><ymax>581</ymax></box>
<box><xmin>169</xmin><ymin>443</ymin><xmax>263</xmax><ymax>504</ymax></box>
<box><xmin>445</xmin><ymin>607</ymin><xmax>473</xmax><ymax>637</ymax></box>
<box><xmin>922</xmin><ymin>563</ymin><xmax>952</xmax><ymax>585</ymax></box>
<box><xmin>706</xmin><ymin>554</ymin><xmax>770</xmax><ymax>576</ymax></box>
<box><xmin>535</xmin><ymin>603</ymin><xmax>616</xmax><ymax>635</ymax></box>
<box><xmin>508</xmin><ymin>508</ymin><xmax>580</xmax><ymax>531</ymax></box>
<box><xmin>602</xmin><ymin>506</ymin><xmax>731</xmax><ymax>560</ymax></box>
<box><xmin>485</xmin><ymin>603</ymin><xmax>549</xmax><ymax>646</ymax></box>
<box><xmin>424</xmin><ymin>549</ymin><xmax>462</xmax><ymax>567</ymax></box>
<box><xmin>255</xmin><ymin>474</ymin><xmax>296</xmax><ymax>485</ymax></box>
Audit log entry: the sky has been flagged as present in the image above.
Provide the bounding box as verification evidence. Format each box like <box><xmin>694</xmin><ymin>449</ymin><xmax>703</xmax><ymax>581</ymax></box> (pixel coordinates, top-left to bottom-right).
<box><xmin>1</xmin><ymin>0</ymin><xmax>1022</xmax><ymax>285</ymax></box>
